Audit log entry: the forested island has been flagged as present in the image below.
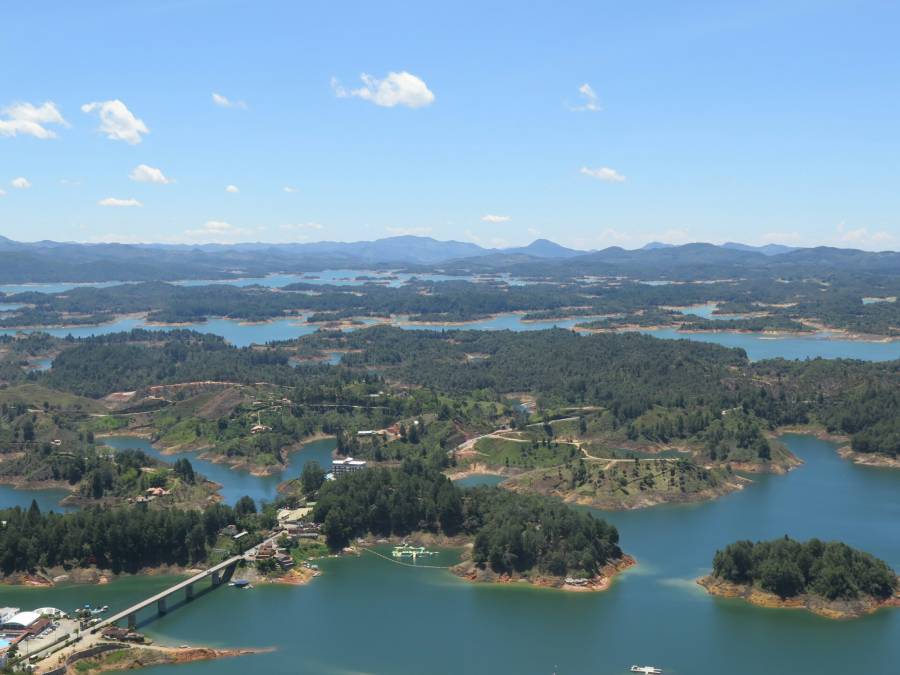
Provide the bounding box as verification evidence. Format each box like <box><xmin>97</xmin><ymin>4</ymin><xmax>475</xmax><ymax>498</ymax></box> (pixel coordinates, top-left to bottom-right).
<box><xmin>699</xmin><ymin>537</ymin><xmax>899</xmax><ymax>619</ymax></box>
<box><xmin>307</xmin><ymin>459</ymin><xmax>629</xmax><ymax>589</ymax></box>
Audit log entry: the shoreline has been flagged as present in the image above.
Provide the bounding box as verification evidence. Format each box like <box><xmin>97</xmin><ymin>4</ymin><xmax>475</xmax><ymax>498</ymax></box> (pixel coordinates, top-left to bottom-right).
<box><xmin>452</xmin><ymin>552</ymin><xmax>637</xmax><ymax>592</ymax></box>
<box><xmin>98</xmin><ymin>431</ymin><xmax>336</xmax><ymax>478</ymax></box>
<box><xmin>775</xmin><ymin>425</ymin><xmax>900</xmax><ymax>470</ymax></box>
<box><xmin>837</xmin><ymin>446</ymin><xmax>900</xmax><ymax>470</ymax></box>
<box><xmin>555</xmin><ymin>476</ymin><xmax>748</xmax><ymax>511</ymax></box>
<box><xmin>0</xmin><ymin>474</ymin><xmax>74</xmax><ymax>493</ymax></box>
<box><xmin>3</xmin><ymin>307</ymin><xmax>898</xmax><ymax>343</ymax></box>
<box><xmin>452</xmin><ymin>438</ymin><xmax>800</xmax><ymax>510</ymax></box>
<box><xmin>444</xmin><ymin>463</ymin><xmax>517</xmax><ymax>482</ymax></box>
<box><xmin>697</xmin><ymin>575</ymin><xmax>900</xmax><ymax>620</ymax></box>
<box><xmin>0</xmin><ymin>563</ymin><xmax>210</xmax><ymax>588</ymax></box>
<box><xmin>33</xmin><ymin>642</ymin><xmax>272</xmax><ymax>674</ymax></box>
<box><xmin>573</xmin><ymin>320</ymin><xmax>900</xmax><ymax>343</ymax></box>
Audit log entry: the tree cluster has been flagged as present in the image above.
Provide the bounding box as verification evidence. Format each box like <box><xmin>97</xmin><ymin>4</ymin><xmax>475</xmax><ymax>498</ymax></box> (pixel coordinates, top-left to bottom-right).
<box><xmin>712</xmin><ymin>536</ymin><xmax>897</xmax><ymax>600</ymax></box>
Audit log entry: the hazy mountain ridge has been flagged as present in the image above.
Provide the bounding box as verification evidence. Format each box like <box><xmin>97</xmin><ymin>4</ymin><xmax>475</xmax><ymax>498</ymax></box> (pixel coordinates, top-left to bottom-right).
<box><xmin>0</xmin><ymin>235</ymin><xmax>896</xmax><ymax>283</ymax></box>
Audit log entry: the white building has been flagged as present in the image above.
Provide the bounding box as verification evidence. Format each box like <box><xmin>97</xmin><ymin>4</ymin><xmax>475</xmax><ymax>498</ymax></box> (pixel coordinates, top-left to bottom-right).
<box><xmin>332</xmin><ymin>457</ymin><xmax>367</xmax><ymax>475</ymax></box>
<box><xmin>2</xmin><ymin>610</ymin><xmax>41</xmax><ymax>630</ymax></box>
<box><xmin>0</xmin><ymin>607</ymin><xmax>19</xmax><ymax>625</ymax></box>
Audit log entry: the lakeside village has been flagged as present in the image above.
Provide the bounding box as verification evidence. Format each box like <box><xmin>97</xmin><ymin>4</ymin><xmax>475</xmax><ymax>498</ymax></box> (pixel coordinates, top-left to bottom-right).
<box><xmin>0</xmin><ymin>455</ymin><xmax>372</xmax><ymax>670</ymax></box>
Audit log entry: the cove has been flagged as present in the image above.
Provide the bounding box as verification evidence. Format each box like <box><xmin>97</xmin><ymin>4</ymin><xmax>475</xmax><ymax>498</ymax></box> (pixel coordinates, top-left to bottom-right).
<box><xmin>3</xmin><ymin>434</ymin><xmax>897</xmax><ymax>674</ymax></box>
<box><xmin>0</xmin><ymin>484</ymin><xmax>77</xmax><ymax>513</ymax></box>
<box><xmin>637</xmin><ymin>327</ymin><xmax>900</xmax><ymax>361</ymax></box>
<box><xmin>99</xmin><ymin>436</ymin><xmax>336</xmax><ymax>507</ymax></box>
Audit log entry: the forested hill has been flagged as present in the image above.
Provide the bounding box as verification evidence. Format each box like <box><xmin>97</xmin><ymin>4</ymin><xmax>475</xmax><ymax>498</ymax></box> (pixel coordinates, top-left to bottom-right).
<box><xmin>305</xmin><ymin>327</ymin><xmax>900</xmax><ymax>459</ymax></box>
<box><xmin>16</xmin><ymin>326</ymin><xmax>900</xmax><ymax>460</ymax></box>
<box><xmin>42</xmin><ymin>329</ymin><xmax>295</xmax><ymax>397</ymax></box>
<box><xmin>333</xmin><ymin>326</ymin><xmax>747</xmax><ymax>406</ymax></box>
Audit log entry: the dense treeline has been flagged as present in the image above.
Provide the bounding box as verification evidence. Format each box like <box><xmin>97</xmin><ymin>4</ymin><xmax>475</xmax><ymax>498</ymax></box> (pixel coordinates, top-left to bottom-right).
<box><xmin>308</xmin><ymin>327</ymin><xmax>784</xmax><ymax>463</ymax></box>
<box><xmin>712</xmin><ymin>537</ymin><xmax>897</xmax><ymax>601</ymax></box>
<box><xmin>10</xmin><ymin>325</ymin><xmax>900</xmax><ymax>462</ymax></box>
<box><xmin>0</xmin><ymin>499</ymin><xmax>270</xmax><ymax>575</ymax></box>
<box><xmin>305</xmin><ymin>327</ymin><xmax>900</xmax><ymax>460</ymax></box>
<box><xmin>43</xmin><ymin>330</ymin><xmax>290</xmax><ymax>397</ymax></box>
<box><xmin>752</xmin><ymin>358</ymin><xmax>900</xmax><ymax>458</ymax></box>
<box><xmin>313</xmin><ymin>461</ymin><xmax>622</xmax><ymax>578</ymax></box>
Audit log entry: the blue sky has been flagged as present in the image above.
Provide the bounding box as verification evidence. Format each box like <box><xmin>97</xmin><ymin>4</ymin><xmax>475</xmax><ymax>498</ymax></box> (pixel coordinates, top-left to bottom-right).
<box><xmin>1</xmin><ymin>0</ymin><xmax>898</xmax><ymax>250</ymax></box>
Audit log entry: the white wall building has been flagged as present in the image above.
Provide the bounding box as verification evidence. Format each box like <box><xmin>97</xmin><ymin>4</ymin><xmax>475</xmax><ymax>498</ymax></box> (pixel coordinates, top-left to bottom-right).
<box><xmin>332</xmin><ymin>457</ymin><xmax>367</xmax><ymax>475</ymax></box>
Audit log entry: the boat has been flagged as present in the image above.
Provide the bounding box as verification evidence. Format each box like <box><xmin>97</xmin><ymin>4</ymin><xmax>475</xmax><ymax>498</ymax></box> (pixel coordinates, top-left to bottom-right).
<box><xmin>229</xmin><ymin>579</ymin><xmax>252</xmax><ymax>589</ymax></box>
<box><xmin>391</xmin><ymin>544</ymin><xmax>436</xmax><ymax>560</ymax></box>
<box><xmin>630</xmin><ymin>667</ymin><xmax>662</xmax><ymax>674</ymax></box>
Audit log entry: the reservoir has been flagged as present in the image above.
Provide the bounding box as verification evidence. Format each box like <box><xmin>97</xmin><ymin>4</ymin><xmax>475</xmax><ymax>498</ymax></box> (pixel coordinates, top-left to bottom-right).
<box><xmin>2</xmin><ymin>434</ymin><xmax>897</xmax><ymax>674</ymax></box>
<box><xmin>1</xmin><ymin>313</ymin><xmax>897</xmax><ymax>361</ymax></box>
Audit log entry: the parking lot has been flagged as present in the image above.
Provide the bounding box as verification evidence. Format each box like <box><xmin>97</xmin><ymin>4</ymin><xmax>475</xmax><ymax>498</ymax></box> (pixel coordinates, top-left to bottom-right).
<box><xmin>15</xmin><ymin>618</ymin><xmax>80</xmax><ymax>660</ymax></box>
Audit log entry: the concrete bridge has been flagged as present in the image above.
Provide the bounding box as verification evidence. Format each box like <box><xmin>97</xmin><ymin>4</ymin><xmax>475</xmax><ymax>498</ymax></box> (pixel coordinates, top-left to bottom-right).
<box><xmin>92</xmin><ymin>535</ymin><xmax>280</xmax><ymax>632</ymax></box>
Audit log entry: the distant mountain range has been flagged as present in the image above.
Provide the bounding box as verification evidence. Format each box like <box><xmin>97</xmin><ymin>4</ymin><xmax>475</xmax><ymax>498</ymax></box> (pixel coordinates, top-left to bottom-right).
<box><xmin>643</xmin><ymin>241</ymin><xmax>799</xmax><ymax>256</ymax></box>
<box><xmin>0</xmin><ymin>234</ymin><xmax>896</xmax><ymax>284</ymax></box>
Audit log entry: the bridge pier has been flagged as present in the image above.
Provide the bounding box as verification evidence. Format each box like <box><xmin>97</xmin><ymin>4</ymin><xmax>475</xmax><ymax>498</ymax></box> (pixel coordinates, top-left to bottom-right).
<box><xmin>93</xmin><ymin>551</ymin><xmax>256</xmax><ymax>636</ymax></box>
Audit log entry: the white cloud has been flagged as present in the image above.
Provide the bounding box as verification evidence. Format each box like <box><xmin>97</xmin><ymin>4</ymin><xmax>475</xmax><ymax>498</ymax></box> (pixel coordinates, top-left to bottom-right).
<box><xmin>567</xmin><ymin>83</ymin><xmax>601</xmax><ymax>112</ymax></box>
<box><xmin>183</xmin><ymin>220</ymin><xmax>255</xmax><ymax>242</ymax></box>
<box><xmin>481</xmin><ymin>214</ymin><xmax>511</xmax><ymax>224</ymax></box>
<box><xmin>11</xmin><ymin>177</ymin><xmax>31</xmax><ymax>189</ymax></box>
<box><xmin>385</xmin><ymin>225</ymin><xmax>433</xmax><ymax>236</ymax></box>
<box><xmin>580</xmin><ymin>166</ymin><xmax>626</xmax><ymax>182</ymax></box>
<box><xmin>0</xmin><ymin>188</ymin><xmax>5</xmax><ymax>196</ymax></box>
<box><xmin>837</xmin><ymin>225</ymin><xmax>894</xmax><ymax>247</ymax></box>
<box><xmin>283</xmin><ymin>186</ymin><xmax>296</xmax><ymax>193</ymax></box>
<box><xmin>0</xmin><ymin>101</ymin><xmax>69</xmax><ymax>139</ymax></box>
<box><xmin>332</xmin><ymin>72</ymin><xmax>435</xmax><ymax>108</ymax></box>
<box><xmin>527</xmin><ymin>227</ymin><xmax>540</xmax><ymax>237</ymax></box>
<box><xmin>129</xmin><ymin>164</ymin><xmax>172</xmax><ymax>184</ymax></box>
<box><xmin>212</xmin><ymin>92</ymin><xmax>247</xmax><ymax>109</ymax></box>
<box><xmin>81</xmin><ymin>100</ymin><xmax>149</xmax><ymax>144</ymax></box>
<box><xmin>98</xmin><ymin>197</ymin><xmax>142</xmax><ymax>207</ymax></box>
<box><xmin>225</xmin><ymin>184</ymin><xmax>239</xmax><ymax>193</ymax></box>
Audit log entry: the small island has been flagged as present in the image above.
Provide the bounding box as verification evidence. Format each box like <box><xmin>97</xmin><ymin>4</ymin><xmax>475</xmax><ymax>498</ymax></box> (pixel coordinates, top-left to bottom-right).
<box><xmin>698</xmin><ymin>536</ymin><xmax>900</xmax><ymax>619</ymax></box>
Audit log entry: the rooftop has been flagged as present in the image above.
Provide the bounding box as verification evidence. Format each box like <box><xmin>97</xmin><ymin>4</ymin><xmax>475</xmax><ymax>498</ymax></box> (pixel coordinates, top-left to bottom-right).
<box><xmin>3</xmin><ymin>611</ymin><xmax>41</xmax><ymax>628</ymax></box>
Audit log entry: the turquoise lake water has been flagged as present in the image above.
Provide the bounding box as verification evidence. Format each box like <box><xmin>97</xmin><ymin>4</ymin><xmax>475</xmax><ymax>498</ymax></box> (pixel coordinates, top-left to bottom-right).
<box><xmin>1</xmin><ymin>310</ymin><xmax>896</xmax><ymax>360</ymax></box>
<box><xmin>100</xmin><ymin>436</ymin><xmax>337</xmax><ymax>507</ymax></box>
<box><xmin>2</xmin><ymin>433</ymin><xmax>897</xmax><ymax>674</ymax></box>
